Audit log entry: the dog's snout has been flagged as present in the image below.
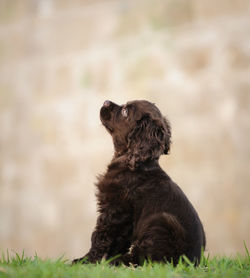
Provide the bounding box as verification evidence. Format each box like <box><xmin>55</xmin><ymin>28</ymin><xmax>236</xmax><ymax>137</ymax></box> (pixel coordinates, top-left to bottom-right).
<box><xmin>100</xmin><ymin>100</ymin><xmax>113</xmax><ymax>122</ymax></box>
<box><xmin>100</xmin><ymin>100</ymin><xmax>122</xmax><ymax>133</ymax></box>
<box><xmin>103</xmin><ymin>100</ymin><xmax>111</xmax><ymax>107</ymax></box>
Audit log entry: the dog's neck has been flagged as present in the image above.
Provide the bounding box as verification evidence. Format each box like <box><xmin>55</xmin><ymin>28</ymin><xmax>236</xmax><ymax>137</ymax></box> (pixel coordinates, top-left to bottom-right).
<box><xmin>137</xmin><ymin>159</ymin><xmax>160</xmax><ymax>171</ymax></box>
<box><xmin>110</xmin><ymin>154</ymin><xmax>160</xmax><ymax>172</ymax></box>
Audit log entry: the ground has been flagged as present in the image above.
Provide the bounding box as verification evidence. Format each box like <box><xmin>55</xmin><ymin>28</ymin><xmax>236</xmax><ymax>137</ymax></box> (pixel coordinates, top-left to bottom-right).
<box><xmin>0</xmin><ymin>249</ymin><xmax>249</xmax><ymax>278</ymax></box>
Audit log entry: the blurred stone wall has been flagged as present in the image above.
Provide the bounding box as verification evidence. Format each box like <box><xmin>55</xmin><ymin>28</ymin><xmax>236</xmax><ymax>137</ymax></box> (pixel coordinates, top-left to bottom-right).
<box><xmin>0</xmin><ymin>0</ymin><xmax>250</xmax><ymax>259</ymax></box>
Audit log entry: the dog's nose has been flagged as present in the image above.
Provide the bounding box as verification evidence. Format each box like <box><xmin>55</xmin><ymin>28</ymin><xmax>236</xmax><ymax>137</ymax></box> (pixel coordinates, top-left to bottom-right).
<box><xmin>103</xmin><ymin>100</ymin><xmax>111</xmax><ymax>107</ymax></box>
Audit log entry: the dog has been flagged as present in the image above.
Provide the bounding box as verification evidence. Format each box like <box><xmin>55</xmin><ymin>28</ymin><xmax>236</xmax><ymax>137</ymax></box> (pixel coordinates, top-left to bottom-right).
<box><xmin>73</xmin><ymin>100</ymin><xmax>206</xmax><ymax>266</ymax></box>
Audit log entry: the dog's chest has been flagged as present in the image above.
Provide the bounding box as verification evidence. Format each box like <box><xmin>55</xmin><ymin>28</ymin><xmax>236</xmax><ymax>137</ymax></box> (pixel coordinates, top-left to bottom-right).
<box><xmin>96</xmin><ymin>172</ymin><xmax>136</xmax><ymax>206</ymax></box>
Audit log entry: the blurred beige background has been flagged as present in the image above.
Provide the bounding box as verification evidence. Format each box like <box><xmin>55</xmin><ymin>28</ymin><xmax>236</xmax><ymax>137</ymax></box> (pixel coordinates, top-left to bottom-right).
<box><xmin>0</xmin><ymin>0</ymin><xmax>250</xmax><ymax>259</ymax></box>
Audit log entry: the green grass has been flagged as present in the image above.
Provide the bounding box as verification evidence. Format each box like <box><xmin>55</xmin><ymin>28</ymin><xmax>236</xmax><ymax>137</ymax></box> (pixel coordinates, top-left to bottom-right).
<box><xmin>0</xmin><ymin>249</ymin><xmax>249</xmax><ymax>278</ymax></box>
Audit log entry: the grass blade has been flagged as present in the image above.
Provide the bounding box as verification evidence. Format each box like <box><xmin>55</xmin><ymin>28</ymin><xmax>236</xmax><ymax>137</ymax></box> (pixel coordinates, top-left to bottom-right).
<box><xmin>243</xmin><ymin>241</ymin><xmax>250</xmax><ymax>261</ymax></box>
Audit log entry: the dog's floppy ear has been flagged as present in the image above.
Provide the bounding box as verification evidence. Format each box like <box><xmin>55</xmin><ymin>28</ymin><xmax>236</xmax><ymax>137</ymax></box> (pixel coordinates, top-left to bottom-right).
<box><xmin>163</xmin><ymin>117</ymin><xmax>171</xmax><ymax>155</ymax></box>
<box><xmin>127</xmin><ymin>114</ymin><xmax>171</xmax><ymax>170</ymax></box>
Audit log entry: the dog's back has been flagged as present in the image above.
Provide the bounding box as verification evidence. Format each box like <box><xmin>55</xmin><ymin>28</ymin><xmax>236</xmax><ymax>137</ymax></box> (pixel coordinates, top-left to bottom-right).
<box><xmin>125</xmin><ymin>161</ymin><xmax>206</xmax><ymax>264</ymax></box>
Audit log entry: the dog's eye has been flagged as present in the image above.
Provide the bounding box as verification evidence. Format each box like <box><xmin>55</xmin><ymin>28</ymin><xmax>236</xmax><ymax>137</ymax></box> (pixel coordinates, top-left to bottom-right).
<box><xmin>121</xmin><ymin>108</ymin><xmax>128</xmax><ymax>117</ymax></box>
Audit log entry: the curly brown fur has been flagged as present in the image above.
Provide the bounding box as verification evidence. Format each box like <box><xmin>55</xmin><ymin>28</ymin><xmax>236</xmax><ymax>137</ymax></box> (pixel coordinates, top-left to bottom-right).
<box><xmin>72</xmin><ymin>100</ymin><xmax>206</xmax><ymax>266</ymax></box>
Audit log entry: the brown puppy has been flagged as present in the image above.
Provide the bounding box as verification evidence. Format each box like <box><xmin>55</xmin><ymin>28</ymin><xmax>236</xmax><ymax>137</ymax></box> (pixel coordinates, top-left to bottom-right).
<box><xmin>73</xmin><ymin>100</ymin><xmax>206</xmax><ymax>266</ymax></box>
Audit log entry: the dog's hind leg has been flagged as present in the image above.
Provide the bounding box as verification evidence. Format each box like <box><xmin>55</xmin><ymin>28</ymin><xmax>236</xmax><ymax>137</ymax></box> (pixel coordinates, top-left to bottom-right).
<box><xmin>113</xmin><ymin>213</ymin><xmax>186</xmax><ymax>266</ymax></box>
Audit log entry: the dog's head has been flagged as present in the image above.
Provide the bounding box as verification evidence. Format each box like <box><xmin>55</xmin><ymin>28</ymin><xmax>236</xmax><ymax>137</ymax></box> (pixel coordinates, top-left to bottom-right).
<box><xmin>100</xmin><ymin>100</ymin><xmax>171</xmax><ymax>170</ymax></box>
